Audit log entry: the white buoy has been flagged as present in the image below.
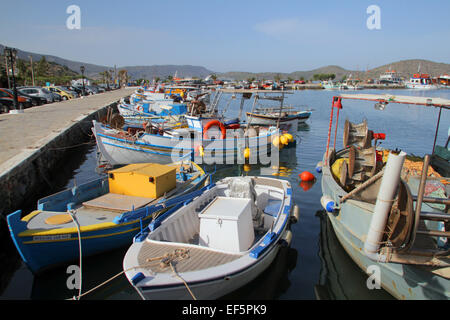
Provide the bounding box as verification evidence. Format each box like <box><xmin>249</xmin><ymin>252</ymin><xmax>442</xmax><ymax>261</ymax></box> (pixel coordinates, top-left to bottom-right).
<box><xmin>320</xmin><ymin>195</ymin><xmax>336</xmax><ymax>213</ymax></box>
<box><xmin>281</xmin><ymin>230</ymin><xmax>293</xmax><ymax>247</ymax></box>
<box><xmin>364</xmin><ymin>151</ymin><xmax>406</xmax><ymax>262</ymax></box>
<box><xmin>291</xmin><ymin>204</ymin><xmax>300</xmax><ymax>224</ymax></box>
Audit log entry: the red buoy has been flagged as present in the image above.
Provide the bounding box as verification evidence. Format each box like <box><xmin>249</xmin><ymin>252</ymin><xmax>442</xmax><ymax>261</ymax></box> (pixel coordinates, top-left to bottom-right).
<box><xmin>299</xmin><ymin>171</ymin><xmax>315</xmax><ymax>181</ymax></box>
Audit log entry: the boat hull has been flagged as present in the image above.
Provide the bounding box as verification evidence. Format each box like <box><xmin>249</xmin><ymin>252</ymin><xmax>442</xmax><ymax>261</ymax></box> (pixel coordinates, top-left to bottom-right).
<box><xmin>7</xmin><ymin>210</ymin><xmax>150</xmax><ymax>274</ymax></box>
<box><xmin>321</xmin><ymin>152</ymin><xmax>450</xmax><ymax>300</ymax></box>
<box><xmin>134</xmin><ymin>235</ymin><xmax>284</xmax><ymax>300</ymax></box>
<box><xmin>7</xmin><ymin>166</ymin><xmax>208</xmax><ymax>274</ymax></box>
<box><xmin>93</xmin><ymin>121</ymin><xmax>278</xmax><ymax>166</ymax></box>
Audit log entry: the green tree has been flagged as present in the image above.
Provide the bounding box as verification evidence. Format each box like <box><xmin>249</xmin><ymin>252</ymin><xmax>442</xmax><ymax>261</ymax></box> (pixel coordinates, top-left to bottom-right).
<box><xmin>36</xmin><ymin>56</ymin><xmax>48</xmax><ymax>77</ymax></box>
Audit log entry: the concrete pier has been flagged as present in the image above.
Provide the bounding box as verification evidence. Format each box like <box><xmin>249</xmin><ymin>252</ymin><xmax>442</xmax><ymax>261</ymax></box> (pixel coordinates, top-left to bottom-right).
<box><xmin>0</xmin><ymin>88</ymin><xmax>134</xmax><ymax>218</ymax></box>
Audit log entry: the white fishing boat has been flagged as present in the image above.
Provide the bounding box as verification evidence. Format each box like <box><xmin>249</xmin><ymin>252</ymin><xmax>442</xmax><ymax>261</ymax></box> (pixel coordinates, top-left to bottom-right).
<box><xmin>123</xmin><ymin>176</ymin><xmax>299</xmax><ymax>300</ymax></box>
<box><xmin>405</xmin><ymin>73</ymin><xmax>438</xmax><ymax>90</ymax></box>
<box><xmin>321</xmin><ymin>80</ymin><xmax>340</xmax><ymax>90</ymax></box>
<box><xmin>92</xmin><ymin>119</ymin><xmax>279</xmax><ymax>166</ymax></box>
<box><xmin>379</xmin><ymin>69</ymin><xmax>403</xmax><ymax>84</ymax></box>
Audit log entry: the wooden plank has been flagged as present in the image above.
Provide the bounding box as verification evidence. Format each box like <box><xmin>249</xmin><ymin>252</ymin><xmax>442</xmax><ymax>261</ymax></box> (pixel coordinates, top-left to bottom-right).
<box><xmin>82</xmin><ymin>193</ymin><xmax>154</xmax><ymax>212</ymax></box>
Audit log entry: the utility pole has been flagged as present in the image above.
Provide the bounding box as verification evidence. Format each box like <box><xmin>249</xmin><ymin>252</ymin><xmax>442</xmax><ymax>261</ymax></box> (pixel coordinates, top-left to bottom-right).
<box><xmin>29</xmin><ymin>55</ymin><xmax>35</xmax><ymax>86</ymax></box>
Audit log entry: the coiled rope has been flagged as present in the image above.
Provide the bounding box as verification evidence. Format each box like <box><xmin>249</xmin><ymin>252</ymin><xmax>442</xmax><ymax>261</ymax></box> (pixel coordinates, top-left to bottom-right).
<box><xmin>67</xmin><ymin>247</ymin><xmax>196</xmax><ymax>300</ymax></box>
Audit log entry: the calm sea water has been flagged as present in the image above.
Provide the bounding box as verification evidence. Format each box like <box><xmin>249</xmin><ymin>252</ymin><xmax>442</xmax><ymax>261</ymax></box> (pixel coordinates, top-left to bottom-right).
<box><xmin>1</xmin><ymin>89</ymin><xmax>449</xmax><ymax>300</ymax></box>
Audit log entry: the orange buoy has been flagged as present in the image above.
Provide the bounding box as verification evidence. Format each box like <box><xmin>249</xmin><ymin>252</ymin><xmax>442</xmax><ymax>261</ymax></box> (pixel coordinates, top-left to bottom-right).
<box><xmin>299</xmin><ymin>171</ymin><xmax>315</xmax><ymax>181</ymax></box>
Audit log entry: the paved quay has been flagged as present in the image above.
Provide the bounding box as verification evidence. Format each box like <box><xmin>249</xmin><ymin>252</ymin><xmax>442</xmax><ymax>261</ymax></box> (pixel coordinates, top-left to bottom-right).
<box><xmin>0</xmin><ymin>88</ymin><xmax>133</xmax><ymax>174</ymax></box>
<box><xmin>0</xmin><ymin>87</ymin><xmax>134</xmax><ymax>218</ymax></box>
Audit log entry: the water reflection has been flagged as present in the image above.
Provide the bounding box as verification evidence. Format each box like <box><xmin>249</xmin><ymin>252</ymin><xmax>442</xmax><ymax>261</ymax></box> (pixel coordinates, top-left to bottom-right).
<box><xmin>315</xmin><ymin>210</ymin><xmax>394</xmax><ymax>300</ymax></box>
<box><xmin>220</xmin><ymin>246</ymin><xmax>298</xmax><ymax>300</ymax></box>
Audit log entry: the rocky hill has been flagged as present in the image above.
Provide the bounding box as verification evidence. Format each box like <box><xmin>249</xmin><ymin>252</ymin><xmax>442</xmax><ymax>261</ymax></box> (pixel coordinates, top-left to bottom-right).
<box><xmin>121</xmin><ymin>65</ymin><xmax>214</xmax><ymax>80</ymax></box>
<box><xmin>218</xmin><ymin>60</ymin><xmax>450</xmax><ymax>81</ymax></box>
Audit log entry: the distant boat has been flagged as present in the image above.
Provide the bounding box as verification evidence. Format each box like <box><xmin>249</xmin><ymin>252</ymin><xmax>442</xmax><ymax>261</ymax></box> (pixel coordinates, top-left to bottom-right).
<box><xmin>405</xmin><ymin>73</ymin><xmax>438</xmax><ymax>90</ymax></box>
<box><xmin>438</xmin><ymin>74</ymin><xmax>450</xmax><ymax>88</ymax></box>
<box><xmin>321</xmin><ymin>80</ymin><xmax>340</xmax><ymax>90</ymax></box>
<box><xmin>379</xmin><ymin>70</ymin><xmax>403</xmax><ymax>84</ymax></box>
<box><xmin>246</xmin><ymin>110</ymin><xmax>312</xmax><ymax>134</ymax></box>
<box><xmin>123</xmin><ymin>176</ymin><xmax>299</xmax><ymax>300</ymax></box>
<box><xmin>7</xmin><ymin>161</ymin><xmax>208</xmax><ymax>274</ymax></box>
<box><xmin>245</xmin><ymin>91</ymin><xmax>312</xmax><ymax>134</ymax></box>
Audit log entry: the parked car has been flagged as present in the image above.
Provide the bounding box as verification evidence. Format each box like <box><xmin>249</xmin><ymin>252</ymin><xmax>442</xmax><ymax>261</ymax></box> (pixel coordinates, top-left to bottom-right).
<box><xmin>12</xmin><ymin>89</ymin><xmax>46</xmax><ymax>106</ymax></box>
<box><xmin>51</xmin><ymin>92</ymin><xmax>62</xmax><ymax>102</ymax></box>
<box><xmin>85</xmin><ymin>85</ymin><xmax>100</xmax><ymax>94</ymax></box>
<box><xmin>94</xmin><ymin>85</ymin><xmax>106</xmax><ymax>93</ymax></box>
<box><xmin>0</xmin><ymin>88</ymin><xmax>33</xmax><ymax>109</ymax></box>
<box><xmin>18</xmin><ymin>87</ymin><xmax>54</xmax><ymax>103</ymax></box>
<box><xmin>72</xmin><ymin>84</ymin><xmax>90</xmax><ymax>96</ymax></box>
<box><xmin>58</xmin><ymin>86</ymin><xmax>79</xmax><ymax>98</ymax></box>
<box><xmin>43</xmin><ymin>86</ymin><xmax>74</xmax><ymax>100</ymax></box>
<box><xmin>0</xmin><ymin>98</ymin><xmax>14</xmax><ymax>113</ymax></box>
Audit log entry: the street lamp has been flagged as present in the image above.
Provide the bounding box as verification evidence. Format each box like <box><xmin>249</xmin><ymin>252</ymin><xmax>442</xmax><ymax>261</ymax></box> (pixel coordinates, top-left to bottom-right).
<box><xmin>4</xmin><ymin>47</ymin><xmax>20</xmax><ymax>112</ymax></box>
<box><xmin>80</xmin><ymin>65</ymin><xmax>85</xmax><ymax>95</ymax></box>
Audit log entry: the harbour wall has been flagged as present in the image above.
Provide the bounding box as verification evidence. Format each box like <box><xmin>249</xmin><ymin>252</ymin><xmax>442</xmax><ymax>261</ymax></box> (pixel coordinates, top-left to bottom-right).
<box><xmin>0</xmin><ymin>96</ymin><xmax>126</xmax><ymax>221</ymax></box>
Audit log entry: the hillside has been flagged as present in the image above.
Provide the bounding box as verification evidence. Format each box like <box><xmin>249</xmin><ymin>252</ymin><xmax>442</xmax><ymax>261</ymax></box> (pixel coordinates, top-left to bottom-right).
<box><xmin>0</xmin><ymin>44</ymin><xmax>110</xmax><ymax>78</ymax></box>
<box><xmin>219</xmin><ymin>65</ymin><xmax>351</xmax><ymax>81</ymax></box>
<box><xmin>218</xmin><ymin>60</ymin><xmax>450</xmax><ymax>81</ymax></box>
<box><xmin>362</xmin><ymin>59</ymin><xmax>450</xmax><ymax>80</ymax></box>
<box><xmin>122</xmin><ymin>65</ymin><xmax>214</xmax><ymax>81</ymax></box>
<box><xmin>2</xmin><ymin>44</ymin><xmax>449</xmax><ymax>82</ymax></box>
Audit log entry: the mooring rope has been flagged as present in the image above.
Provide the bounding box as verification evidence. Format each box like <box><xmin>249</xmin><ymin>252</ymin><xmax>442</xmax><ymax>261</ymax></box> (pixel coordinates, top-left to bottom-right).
<box><xmin>67</xmin><ymin>248</ymin><xmax>196</xmax><ymax>300</ymax></box>
<box><xmin>68</xmin><ymin>210</ymin><xmax>83</xmax><ymax>300</ymax></box>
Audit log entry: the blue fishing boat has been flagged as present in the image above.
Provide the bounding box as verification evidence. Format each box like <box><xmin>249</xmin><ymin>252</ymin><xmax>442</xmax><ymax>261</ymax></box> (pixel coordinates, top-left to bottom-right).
<box><xmin>319</xmin><ymin>94</ymin><xmax>450</xmax><ymax>300</ymax></box>
<box><xmin>7</xmin><ymin>161</ymin><xmax>209</xmax><ymax>274</ymax></box>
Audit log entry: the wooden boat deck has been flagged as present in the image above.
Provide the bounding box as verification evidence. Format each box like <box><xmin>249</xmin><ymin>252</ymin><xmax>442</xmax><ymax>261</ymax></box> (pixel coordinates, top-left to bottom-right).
<box><xmin>137</xmin><ymin>241</ymin><xmax>241</xmax><ymax>274</ymax></box>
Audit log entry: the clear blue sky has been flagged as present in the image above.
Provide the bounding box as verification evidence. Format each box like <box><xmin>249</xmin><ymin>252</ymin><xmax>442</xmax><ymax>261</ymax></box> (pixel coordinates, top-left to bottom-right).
<box><xmin>1</xmin><ymin>0</ymin><xmax>449</xmax><ymax>72</ymax></box>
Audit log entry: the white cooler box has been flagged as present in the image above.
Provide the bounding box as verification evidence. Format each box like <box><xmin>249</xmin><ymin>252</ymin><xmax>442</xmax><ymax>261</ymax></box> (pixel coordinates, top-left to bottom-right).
<box><xmin>199</xmin><ymin>197</ymin><xmax>255</xmax><ymax>253</ymax></box>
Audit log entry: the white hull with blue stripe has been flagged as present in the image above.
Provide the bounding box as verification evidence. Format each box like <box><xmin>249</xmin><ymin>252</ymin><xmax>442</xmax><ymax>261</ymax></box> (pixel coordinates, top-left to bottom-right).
<box><xmin>92</xmin><ymin>120</ymin><xmax>279</xmax><ymax>166</ymax></box>
<box><xmin>123</xmin><ymin>176</ymin><xmax>298</xmax><ymax>300</ymax></box>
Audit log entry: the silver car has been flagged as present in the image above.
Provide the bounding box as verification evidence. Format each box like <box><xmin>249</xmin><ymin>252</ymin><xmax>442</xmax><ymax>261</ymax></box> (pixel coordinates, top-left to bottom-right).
<box><xmin>19</xmin><ymin>87</ymin><xmax>54</xmax><ymax>103</ymax></box>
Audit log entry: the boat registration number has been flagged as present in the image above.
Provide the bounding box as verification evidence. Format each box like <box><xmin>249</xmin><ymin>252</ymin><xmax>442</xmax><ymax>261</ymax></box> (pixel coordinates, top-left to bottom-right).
<box><xmin>33</xmin><ymin>234</ymin><xmax>71</xmax><ymax>241</ymax></box>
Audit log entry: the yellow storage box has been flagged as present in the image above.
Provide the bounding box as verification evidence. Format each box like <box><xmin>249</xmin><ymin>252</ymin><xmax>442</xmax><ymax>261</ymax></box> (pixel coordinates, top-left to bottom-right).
<box><xmin>108</xmin><ymin>163</ymin><xmax>176</xmax><ymax>199</ymax></box>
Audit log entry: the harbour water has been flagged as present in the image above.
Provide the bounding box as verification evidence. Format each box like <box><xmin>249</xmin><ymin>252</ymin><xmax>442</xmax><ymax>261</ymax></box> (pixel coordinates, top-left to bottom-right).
<box><xmin>1</xmin><ymin>89</ymin><xmax>449</xmax><ymax>300</ymax></box>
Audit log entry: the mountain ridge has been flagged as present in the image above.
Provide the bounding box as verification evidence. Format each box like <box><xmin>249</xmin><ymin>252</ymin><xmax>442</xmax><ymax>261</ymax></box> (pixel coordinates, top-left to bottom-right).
<box><xmin>1</xmin><ymin>44</ymin><xmax>449</xmax><ymax>81</ymax></box>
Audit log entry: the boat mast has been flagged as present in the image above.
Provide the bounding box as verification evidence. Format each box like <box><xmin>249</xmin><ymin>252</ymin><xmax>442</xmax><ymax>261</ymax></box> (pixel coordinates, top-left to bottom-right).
<box><xmin>276</xmin><ymin>90</ymin><xmax>285</xmax><ymax>129</ymax></box>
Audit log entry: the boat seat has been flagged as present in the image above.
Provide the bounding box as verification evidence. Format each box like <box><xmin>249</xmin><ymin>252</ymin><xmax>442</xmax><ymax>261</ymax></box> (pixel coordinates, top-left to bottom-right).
<box><xmin>82</xmin><ymin>193</ymin><xmax>155</xmax><ymax>212</ymax></box>
<box><xmin>225</xmin><ymin>177</ymin><xmax>264</xmax><ymax>228</ymax></box>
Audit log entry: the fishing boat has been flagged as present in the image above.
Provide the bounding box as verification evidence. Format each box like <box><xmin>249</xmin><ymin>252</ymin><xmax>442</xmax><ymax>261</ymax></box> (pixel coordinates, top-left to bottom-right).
<box><xmin>379</xmin><ymin>70</ymin><xmax>403</xmax><ymax>84</ymax></box>
<box><xmin>123</xmin><ymin>176</ymin><xmax>299</xmax><ymax>300</ymax></box>
<box><xmin>243</xmin><ymin>90</ymin><xmax>311</xmax><ymax>134</ymax></box>
<box><xmin>92</xmin><ymin>119</ymin><xmax>279</xmax><ymax>166</ymax></box>
<box><xmin>321</xmin><ymin>80</ymin><xmax>340</xmax><ymax>90</ymax></box>
<box><xmin>318</xmin><ymin>93</ymin><xmax>450</xmax><ymax>300</ymax></box>
<box><xmin>405</xmin><ymin>73</ymin><xmax>438</xmax><ymax>90</ymax></box>
<box><xmin>247</xmin><ymin>109</ymin><xmax>311</xmax><ymax>128</ymax></box>
<box><xmin>438</xmin><ymin>74</ymin><xmax>450</xmax><ymax>89</ymax></box>
<box><xmin>7</xmin><ymin>161</ymin><xmax>208</xmax><ymax>274</ymax></box>
<box><xmin>93</xmin><ymin>89</ymin><xmax>292</xmax><ymax>166</ymax></box>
